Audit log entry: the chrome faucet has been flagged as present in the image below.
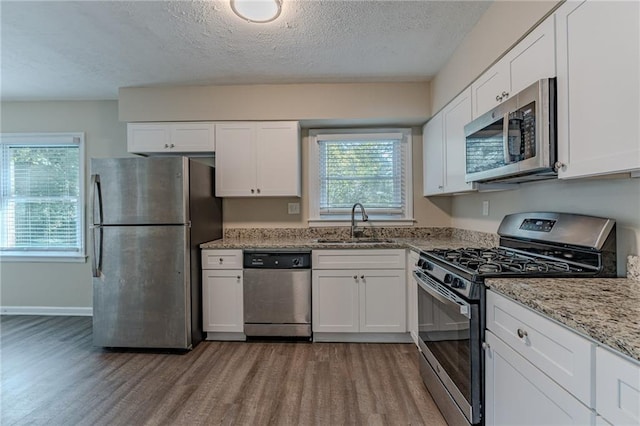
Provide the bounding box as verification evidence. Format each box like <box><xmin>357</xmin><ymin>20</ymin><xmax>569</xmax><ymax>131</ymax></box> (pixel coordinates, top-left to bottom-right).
<box><xmin>350</xmin><ymin>203</ymin><xmax>368</xmax><ymax>239</ymax></box>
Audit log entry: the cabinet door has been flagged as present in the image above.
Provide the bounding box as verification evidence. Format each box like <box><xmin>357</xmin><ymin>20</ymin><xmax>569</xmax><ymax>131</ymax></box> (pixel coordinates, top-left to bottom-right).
<box><xmin>485</xmin><ymin>331</ymin><xmax>594</xmax><ymax>426</ymax></box>
<box><xmin>255</xmin><ymin>122</ymin><xmax>301</xmax><ymax>196</ymax></box>
<box><xmin>215</xmin><ymin>123</ymin><xmax>257</xmax><ymax>196</ymax></box>
<box><xmin>170</xmin><ymin>123</ymin><xmax>215</xmax><ymax>152</ymax></box>
<box><xmin>422</xmin><ymin>114</ymin><xmax>444</xmax><ymax>196</ymax></box>
<box><xmin>202</xmin><ymin>270</ymin><xmax>243</xmax><ymax>332</ymax></box>
<box><xmin>487</xmin><ymin>290</ymin><xmax>593</xmax><ymax>406</ymax></box>
<box><xmin>505</xmin><ymin>16</ymin><xmax>556</xmax><ymax>97</ymax></box>
<box><xmin>471</xmin><ymin>61</ymin><xmax>508</xmax><ymax>119</ymax></box>
<box><xmin>359</xmin><ymin>269</ymin><xmax>406</xmax><ymax>333</ymax></box>
<box><xmin>556</xmin><ymin>0</ymin><xmax>640</xmax><ymax>178</ymax></box>
<box><xmin>442</xmin><ymin>87</ymin><xmax>474</xmax><ymax>193</ymax></box>
<box><xmin>596</xmin><ymin>347</ymin><xmax>640</xmax><ymax>426</ymax></box>
<box><xmin>312</xmin><ymin>270</ymin><xmax>359</xmax><ymax>333</ymax></box>
<box><xmin>127</xmin><ymin>123</ymin><xmax>171</xmax><ymax>153</ymax></box>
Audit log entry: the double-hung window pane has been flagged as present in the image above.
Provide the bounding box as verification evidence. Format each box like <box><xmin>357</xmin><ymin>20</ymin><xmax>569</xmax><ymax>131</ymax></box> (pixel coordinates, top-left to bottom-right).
<box><xmin>317</xmin><ymin>132</ymin><xmax>407</xmax><ymax>218</ymax></box>
<box><xmin>0</xmin><ymin>134</ymin><xmax>84</xmax><ymax>258</ymax></box>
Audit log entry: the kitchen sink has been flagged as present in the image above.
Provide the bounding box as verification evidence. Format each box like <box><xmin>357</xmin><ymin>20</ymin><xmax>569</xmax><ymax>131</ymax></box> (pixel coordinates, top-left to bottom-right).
<box><xmin>313</xmin><ymin>238</ymin><xmax>395</xmax><ymax>244</ymax></box>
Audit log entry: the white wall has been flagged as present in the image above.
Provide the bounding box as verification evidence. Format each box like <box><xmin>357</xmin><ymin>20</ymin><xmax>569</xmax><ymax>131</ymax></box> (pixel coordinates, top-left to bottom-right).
<box><xmin>451</xmin><ymin>178</ymin><xmax>640</xmax><ymax>276</ymax></box>
<box><xmin>0</xmin><ymin>101</ymin><xmax>128</xmax><ymax>311</ymax></box>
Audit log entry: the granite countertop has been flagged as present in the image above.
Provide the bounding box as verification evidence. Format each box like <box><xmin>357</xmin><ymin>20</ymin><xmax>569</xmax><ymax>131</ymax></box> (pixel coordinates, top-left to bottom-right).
<box><xmin>486</xmin><ymin>277</ymin><xmax>640</xmax><ymax>363</ymax></box>
<box><xmin>200</xmin><ymin>236</ymin><xmax>493</xmax><ymax>251</ymax></box>
<box><xmin>199</xmin><ymin>227</ymin><xmax>499</xmax><ymax>251</ymax></box>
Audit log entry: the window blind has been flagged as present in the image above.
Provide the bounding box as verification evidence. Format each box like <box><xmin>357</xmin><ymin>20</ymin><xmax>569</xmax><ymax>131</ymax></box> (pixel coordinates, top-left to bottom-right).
<box><xmin>0</xmin><ymin>139</ymin><xmax>82</xmax><ymax>254</ymax></box>
<box><xmin>317</xmin><ymin>133</ymin><xmax>406</xmax><ymax>216</ymax></box>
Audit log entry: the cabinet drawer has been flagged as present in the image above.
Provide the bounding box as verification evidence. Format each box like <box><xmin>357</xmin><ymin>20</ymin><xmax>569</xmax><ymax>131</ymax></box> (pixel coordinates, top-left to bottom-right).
<box><xmin>596</xmin><ymin>347</ymin><xmax>640</xmax><ymax>426</ymax></box>
<box><xmin>312</xmin><ymin>249</ymin><xmax>405</xmax><ymax>270</ymax></box>
<box><xmin>201</xmin><ymin>249</ymin><xmax>243</xmax><ymax>269</ymax></box>
<box><xmin>486</xmin><ymin>290</ymin><xmax>594</xmax><ymax>407</ymax></box>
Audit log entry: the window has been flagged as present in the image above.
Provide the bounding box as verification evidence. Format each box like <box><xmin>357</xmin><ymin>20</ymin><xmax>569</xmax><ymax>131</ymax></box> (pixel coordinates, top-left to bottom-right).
<box><xmin>308</xmin><ymin>128</ymin><xmax>413</xmax><ymax>224</ymax></box>
<box><xmin>0</xmin><ymin>133</ymin><xmax>85</xmax><ymax>261</ymax></box>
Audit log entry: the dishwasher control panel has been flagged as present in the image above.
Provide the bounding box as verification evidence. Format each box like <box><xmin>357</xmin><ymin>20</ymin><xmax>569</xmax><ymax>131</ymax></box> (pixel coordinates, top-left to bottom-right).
<box><xmin>243</xmin><ymin>251</ymin><xmax>311</xmax><ymax>269</ymax></box>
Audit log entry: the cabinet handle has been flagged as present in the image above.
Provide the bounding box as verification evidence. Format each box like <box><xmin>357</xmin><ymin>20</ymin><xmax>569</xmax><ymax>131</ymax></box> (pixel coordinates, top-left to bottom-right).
<box><xmin>482</xmin><ymin>342</ymin><xmax>490</xmax><ymax>350</ymax></box>
<box><xmin>353</xmin><ymin>275</ymin><xmax>358</xmax><ymax>280</ymax></box>
<box><xmin>236</xmin><ymin>275</ymin><xmax>241</xmax><ymax>280</ymax></box>
<box><xmin>517</xmin><ymin>328</ymin><xmax>528</xmax><ymax>339</ymax></box>
<box><xmin>502</xmin><ymin>91</ymin><xmax>509</xmax><ymax>98</ymax></box>
<box><xmin>164</xmin><ymin>143</ymin><xmax>169</xmax><ymax>148</ymax></box>
<box><xmin>251</xmin><ymin>189</ymin><xmax>255</xmax><ymax>194</ymax></box>
<box><xmin>554</xmin><ymin>161</ymin><xmax>566</xmax><ymax>172</ymax></box>
<box><xmin>438</xmin><ymin>185</ymin><xmax>443</xmax><ymax>189</ymax></box>
<box><xmin>360</xmin><ymin>275</ymin><xmax>365</xmax><ymax>280</ymax></box>
<box><xmin>256</xmin><ymin>188</ymin><xmax>261</xmax><ymax>194</ymax></box>
<box><xmin>219</xmin><ymin>258</ymin><xmax>224</xmax><ymax>264</ymax></box>
<box><xmin>496</xmin><ymin>94</ymin><xmax>502</xmax><ymax>102</ymax></box>
<box><xmin>170</xmin><ymin>143</ymin><xmax>175</xmax><ymax>148</ymax></box>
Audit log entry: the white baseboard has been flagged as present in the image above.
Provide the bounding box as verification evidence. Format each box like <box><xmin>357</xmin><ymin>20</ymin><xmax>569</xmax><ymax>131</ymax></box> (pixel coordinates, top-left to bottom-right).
<box><xmin>0</xmin><ymin>306</ymin><xmax>93</xmax><ymax>316</ymax></box>
<box><xmin>313</xmin><ymin>332</ymin><xmax>412</xmax><ymax>343</ymax></box>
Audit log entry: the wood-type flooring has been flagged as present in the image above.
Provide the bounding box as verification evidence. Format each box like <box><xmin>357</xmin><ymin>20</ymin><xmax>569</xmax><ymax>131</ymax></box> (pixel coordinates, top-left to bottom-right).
<box><xmin>1</xmin><ymin>315</ymin><xmax>447</xmax><ymax>425</ymax></box>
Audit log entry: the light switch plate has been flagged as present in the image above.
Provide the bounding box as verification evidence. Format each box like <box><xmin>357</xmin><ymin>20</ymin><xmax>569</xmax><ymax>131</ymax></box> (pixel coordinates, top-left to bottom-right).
<box><xmin>482</xmin><ymin>200</ymin><xmax>490</xmax><ymax>216</ymax></box>
<box><xmin>288</xmin><ymin>202</ymin><xmax>300</xmax><ymax>215</ymax></box>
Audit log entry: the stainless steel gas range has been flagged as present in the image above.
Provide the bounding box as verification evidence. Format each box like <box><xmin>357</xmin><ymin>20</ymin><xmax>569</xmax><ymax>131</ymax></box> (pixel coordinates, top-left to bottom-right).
<box><xmin>413</xmin><ymin>212</ymin><xmax>617</xmax><ymax>426</ymax></box>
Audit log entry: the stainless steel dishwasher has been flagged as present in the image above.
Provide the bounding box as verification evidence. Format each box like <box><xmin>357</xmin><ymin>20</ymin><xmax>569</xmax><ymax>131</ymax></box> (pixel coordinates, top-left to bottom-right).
<box><xmin>243</xmin><ymin>250</ymin><xmax>312</xmax><ymax>338</ymax></box>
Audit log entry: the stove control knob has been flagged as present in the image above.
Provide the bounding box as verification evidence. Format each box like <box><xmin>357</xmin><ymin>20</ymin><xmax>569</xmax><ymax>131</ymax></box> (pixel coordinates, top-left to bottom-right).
<box><xmin>292</xmin><ymin>258</ymin><xmax>300</xmax><ymax>266</ymax></box>
<box><xmin>444</xmin><ymin>274</ymin><xmax>453</xmax><ymax>284</ymax></box>
<box><xmin>424</xmin><ymin>261</ymin><xmax>434</xmax><ymax>271</ymax></box>
<box><xmin>417</xmin><ymin>258</ymin><xmax>425</xmax><ymax>268</ymax></box>
<box><xmin>451</xmin><ymin>277</ymin><xmax>462</xmax><ymax>288</ymax></box>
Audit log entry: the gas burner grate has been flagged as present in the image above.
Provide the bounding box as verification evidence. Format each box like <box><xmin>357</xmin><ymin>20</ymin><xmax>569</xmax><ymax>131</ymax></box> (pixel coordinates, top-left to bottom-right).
<box><xmin>428</xmin><ymin>247</ymin><xmax>585</xmax><ymax>276</ymax></box>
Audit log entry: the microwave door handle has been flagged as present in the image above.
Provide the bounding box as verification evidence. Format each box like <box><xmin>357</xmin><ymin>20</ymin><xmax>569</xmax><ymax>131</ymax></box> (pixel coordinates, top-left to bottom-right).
<box><xmin>502</xmin><ymin>112</ymin><xmax>511</xmax><ymax>164</ymax></box>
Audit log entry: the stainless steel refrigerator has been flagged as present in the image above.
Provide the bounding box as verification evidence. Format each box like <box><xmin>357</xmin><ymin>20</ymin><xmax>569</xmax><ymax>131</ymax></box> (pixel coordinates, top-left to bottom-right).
<box><xmin>90</xmin><ymin>157</ymin><xmax>222</xmax><ymax>350</ymax></box>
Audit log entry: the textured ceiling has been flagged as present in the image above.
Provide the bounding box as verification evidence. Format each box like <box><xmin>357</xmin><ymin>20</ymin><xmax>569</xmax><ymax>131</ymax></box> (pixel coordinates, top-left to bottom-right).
<box><xmin>1</xmin><ymin>0</ymin><xmax>491</xmax><ymax>101</ymax></box>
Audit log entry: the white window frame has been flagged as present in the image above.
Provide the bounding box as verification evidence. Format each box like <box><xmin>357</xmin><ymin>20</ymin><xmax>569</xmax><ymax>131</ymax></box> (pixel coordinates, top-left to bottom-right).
<box><xmin>308</xmin><ymin>128</ymin><xmax>414</xmax><ymax>226</ymax></box>
<box><xmin>0</xmin><ymin>132</ymin><xmax>86</xmax><ymax>262</ymax></box>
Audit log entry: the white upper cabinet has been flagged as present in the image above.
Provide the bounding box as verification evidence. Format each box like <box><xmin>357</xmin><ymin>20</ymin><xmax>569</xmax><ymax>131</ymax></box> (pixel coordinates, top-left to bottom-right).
<box><xmin>555</xmin><ymin>0</ymin><xmax>640</xmax><ymax>179</ymax></box>
<box><xmin>127</xmin><ymin>122</ymin><xmax>215</xmax><ymax>154</ymax></box>
<box><xmin>215</xmin><ymin>121</ymin><xmax>301</xmax><ymax>197</ymax></box>
<box><xmin>423</xmin><ymin>87</ymin><xmax>475</xmax><ymax>195</ymax></box>
<box><xmin>442</xmin><ymin>88</ymin><xmax>474</xmax><ymax>193</ymax></box>
<box><xmin>472</xmin><ymin>16</ymin><xmax>556</xmax><ymax>119</ymax></box>
<box><xmin>422</xmin><ymin>113</ymin><xmax>444</xmax><ymax>195</ymax></box>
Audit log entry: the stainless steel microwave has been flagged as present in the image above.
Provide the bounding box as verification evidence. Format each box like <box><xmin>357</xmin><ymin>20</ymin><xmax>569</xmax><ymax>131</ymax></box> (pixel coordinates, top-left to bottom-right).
<box><xmin>464</xmin><ymin>78</ymin><xmax>558</xmax><ymax>184</ymax></box>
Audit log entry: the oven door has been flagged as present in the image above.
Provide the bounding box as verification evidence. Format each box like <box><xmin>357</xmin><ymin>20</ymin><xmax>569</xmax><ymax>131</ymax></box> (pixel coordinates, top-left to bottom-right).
<box><xmin>414</xmin><ymin>270</ymin><xmax>482</xmax><ymax>425</ymax></box>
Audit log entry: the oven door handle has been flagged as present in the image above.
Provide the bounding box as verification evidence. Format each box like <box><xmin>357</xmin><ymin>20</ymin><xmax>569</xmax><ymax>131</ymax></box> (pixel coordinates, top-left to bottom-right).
<box><xmin>413</xmin><ymin>270</ymin><xmax>471</xmax><ymax>319</ymax></box>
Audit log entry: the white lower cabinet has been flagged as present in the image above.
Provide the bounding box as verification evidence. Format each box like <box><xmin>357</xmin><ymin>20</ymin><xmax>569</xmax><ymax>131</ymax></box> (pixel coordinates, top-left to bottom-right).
<box><xmin>485</xmin><ymin>330</ymin><xmax>594</xmax><ymax>426</ymax></box>
<box><xmin>202</xmin><ymin>270</ymin><xmax>243</xmax><ymax>333</ymax></box>
<box><xmin>312</xmin><ymin>270</ymin><xmax>359</xmax><ymax>333</ymax></box>
<box><xmin>201</xmin><ymin>249</ymin><xmax>245</xmax><ymax>340</ymax></box>
<box><xmin>312</xmin><ymin>249</ymin><xmax>406</xmax><ymax>340</ymax></box>
<box><xmin>486</xmin><ymin>289</ymin><xmax>640</xmax><ymax>426</ymax></box>
<box><xmin>596</xmin><ymin>347</ymin><xmax>640</xmax><ymax>426</ymax></box>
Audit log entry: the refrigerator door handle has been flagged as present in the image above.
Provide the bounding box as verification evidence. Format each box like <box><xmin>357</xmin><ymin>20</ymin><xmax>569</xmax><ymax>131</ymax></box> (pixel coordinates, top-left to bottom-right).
<box><xmin>90</xmin><ymin>174</ymin><xmax>104</xmax><ymax>278</ymax></box>
<box><xmin>90</xmin><ymin>174</ymin><xmax>104</xmax><ymax>226</ymax></box>
<box><xmin>92</xmin><ymin>227</ymin><xmax>103</xmax><ymax>278</ymax></box>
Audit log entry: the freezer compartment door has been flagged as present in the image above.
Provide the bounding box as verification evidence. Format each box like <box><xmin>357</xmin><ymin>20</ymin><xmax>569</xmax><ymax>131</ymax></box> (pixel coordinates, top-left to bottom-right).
<box><xmin>93</xmin><ymin>225</ymin><xmax>191</xmax><ymax>349</ymax></box>
<box><xmin>90</xmin><ymin>157</ymin><xmax>188</xmax><ymax>225</ymax></box>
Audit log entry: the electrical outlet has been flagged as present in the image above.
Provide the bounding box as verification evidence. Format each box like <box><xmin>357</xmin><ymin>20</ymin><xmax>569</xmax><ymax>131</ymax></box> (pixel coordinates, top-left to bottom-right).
<box><xmin>288</xmin><ymin>202</ymin><xmax>300</xmax><ymax>215</ymax></box>
<box><xmin>482</xmin><ymin>201</ymin><xmax>490</xmax><ymax>216</ymax></box>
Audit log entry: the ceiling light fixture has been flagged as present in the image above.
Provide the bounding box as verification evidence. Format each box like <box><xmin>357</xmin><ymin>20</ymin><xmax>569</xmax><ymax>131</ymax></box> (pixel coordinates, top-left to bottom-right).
<box><xmin>231</xmin><ymin>0</ymin><xmax>282</xmax><ymax>23</ymax></box>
